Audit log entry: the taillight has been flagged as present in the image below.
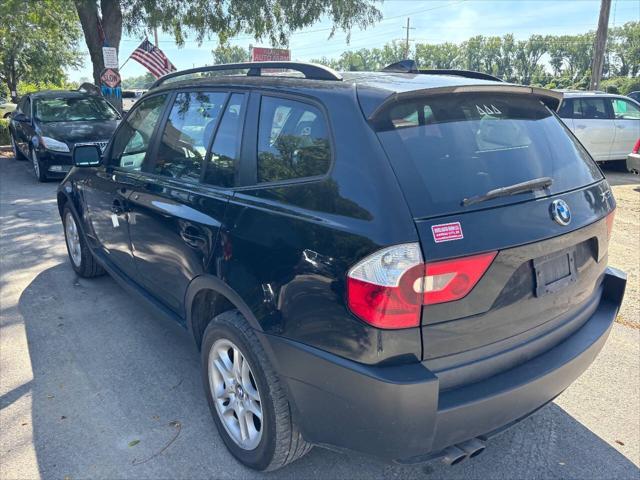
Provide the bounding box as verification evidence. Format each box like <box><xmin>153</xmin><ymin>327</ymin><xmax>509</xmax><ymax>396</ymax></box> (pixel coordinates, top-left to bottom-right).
<box><xmin>633</xmin><ymin>139</ymin><xmax>640</xmax><ymax>154</ymax></box>
<box><xmin>417</xmin><ymin>252</ymin><xmax>498</xmax><ymax>305</ymax></box>
<box><xmin>346</xmin><ymin>244</ymin><xmax>497</xmax><ymax>329</ymax></box>
<box><xmin>606</xmin><ymin>209</ymin><xmax>616</xmax><ymax>240</ymax></box>
<box><xmin>347</xmin><ymin>243</ymin><xmax>423</xmax><ymax>329</ymax></box>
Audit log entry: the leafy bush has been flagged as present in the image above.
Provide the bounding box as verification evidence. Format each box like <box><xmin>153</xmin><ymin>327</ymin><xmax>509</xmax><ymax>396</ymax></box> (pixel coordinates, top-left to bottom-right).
<box><xmin>0</xmin><ymin>118</ymin><xmax>10</xmax><ymax>146</ymax></box>
<box><xmin>601</xmin><ymin>77</ymin><xmax>640</xmax><ymax>95</ymax></box>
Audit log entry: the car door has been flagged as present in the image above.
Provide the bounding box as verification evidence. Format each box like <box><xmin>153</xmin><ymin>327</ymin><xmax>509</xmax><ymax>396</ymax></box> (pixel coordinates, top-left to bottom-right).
<box><xmin>126</xmin><ymin>90</ymin><xmax>246</xmax><ymax>315</ymax></box>
<box><xmin>609</xmin><ymin>97</ymin><xmax>640</xmax><ymax>160</ymax></box>
<box><xmin>571</xmin><ymin>97</ymin><xmax>615</xmax><ymax>161</ymax></box>
<box><xmin>557</xmin><ymin>98</ymin><xmax>575</xmax><ymax>131</ymax></box>
<box><xmin>80</xmin><ymin>93</ymin><xmax>169</xmax><ymax>279</ymax></box>
<box><xmin>13</xmin><ymin>96</ymin><xmax>33</xmax><ymax>155</ymax></box>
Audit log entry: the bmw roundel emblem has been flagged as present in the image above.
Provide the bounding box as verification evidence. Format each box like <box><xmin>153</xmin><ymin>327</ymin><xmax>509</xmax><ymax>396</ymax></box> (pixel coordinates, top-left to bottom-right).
<box><xmin>550</xmin><ymin>199</ymin><xmax>571</xmax><ymax>226</ymax></box>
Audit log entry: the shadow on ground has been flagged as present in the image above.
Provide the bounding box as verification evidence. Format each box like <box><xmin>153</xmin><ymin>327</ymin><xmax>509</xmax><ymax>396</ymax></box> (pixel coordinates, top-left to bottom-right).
<box><xmin>4</xmin><ymin>262</ymin><xmax>637</xmax><ymax>479</ymax></box>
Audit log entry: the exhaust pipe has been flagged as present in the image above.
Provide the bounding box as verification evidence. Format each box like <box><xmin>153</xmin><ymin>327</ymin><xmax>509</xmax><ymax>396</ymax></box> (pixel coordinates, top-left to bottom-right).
<box><xmin>441</xmin><ymin>446</ymin><xmax>467</xmax><ymax>465</ymax></box>
<box><xmin>458</xmin><ymin>438</ymin><xmax>486</xmax><ymax>459</ymax></box>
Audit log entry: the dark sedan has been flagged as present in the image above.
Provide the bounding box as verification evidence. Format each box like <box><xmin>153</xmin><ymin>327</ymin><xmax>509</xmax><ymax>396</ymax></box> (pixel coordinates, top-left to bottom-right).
<box><xmin>10</xmin><ymin>90</ymin><xmax>120</xmax><ymax>181</ymax></box>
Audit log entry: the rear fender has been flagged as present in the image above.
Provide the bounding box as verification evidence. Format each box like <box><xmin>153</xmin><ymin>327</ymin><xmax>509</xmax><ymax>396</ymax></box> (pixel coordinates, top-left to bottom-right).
<box><xmin>184</xmin><ymin>275</ymin><xmax>264</xmax><ymax>340</ymax></box>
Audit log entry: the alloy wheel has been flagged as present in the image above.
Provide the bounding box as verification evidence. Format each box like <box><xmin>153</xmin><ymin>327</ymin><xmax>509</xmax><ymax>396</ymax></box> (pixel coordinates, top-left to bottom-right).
<box><xmin>31</xmin><ymin>150</ymin><xmax>41</xmax><ymax>179</ymax></box>
<box><xmin>64</xmin><ymin>211</ymin><xmax>82</xmax><ymax>267</ymax></box>
<box><xmin>11</xmin><ymin>137</ymin><xmax>18</xmax><ymax>159</ymax></box>
<box><xmin>208</xmin><ymin>338</ymin><xmax>263</xmax><ymax>450</ymax></box>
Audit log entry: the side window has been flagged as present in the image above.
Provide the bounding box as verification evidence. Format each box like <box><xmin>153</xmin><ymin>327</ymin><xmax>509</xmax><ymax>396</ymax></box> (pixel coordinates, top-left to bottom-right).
<box><xmin>152</xmin><ymin>91</ymin><xmax>226</xmax><ymax>181</ymax></box>
<box><xmin>257</xmin><ymin>96</ymin><xmax>331</xmax><ymax>183</ymax></box>
<box><xmin>557</xmin><ymin>99</ymin><xmax>573</xmax><ymax>119</ymax></box>
<box><xmin>204</xmin><ymin>93</ymin><xmax>245</xmax><ymax>188</ymax></box>
<box><xmin>611</xmin><ymin>98</ymin><xmax>640</xmax><ymax>120</ymax></box>
<box><xmin>109</xmin><ymin>94</ymin><xmax>167</xmax><ymax>170</ymax></box>
<box><xmin>578</xmin><ymin>98</ymin><xmax>610</xmax><ymax>120</ymax></box>
<box><xmin>19</xmin><ymin>97</ymin><xmax>31</xmax><ymax>117</ymax></box>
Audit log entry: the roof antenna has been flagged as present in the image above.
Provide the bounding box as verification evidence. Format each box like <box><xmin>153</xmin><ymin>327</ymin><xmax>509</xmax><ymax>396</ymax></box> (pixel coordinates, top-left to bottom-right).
<box><xmin>382</xmin><ymin>60</ymin><xmax>419</xmax><ymax>74</ymax></box>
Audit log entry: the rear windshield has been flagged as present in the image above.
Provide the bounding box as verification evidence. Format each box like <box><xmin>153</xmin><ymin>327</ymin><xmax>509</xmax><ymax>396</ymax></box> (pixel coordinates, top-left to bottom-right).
<box><xmin>375</xmin><ymin>93</ymin><xmax>602</xmax><ymax>218</ymax></box>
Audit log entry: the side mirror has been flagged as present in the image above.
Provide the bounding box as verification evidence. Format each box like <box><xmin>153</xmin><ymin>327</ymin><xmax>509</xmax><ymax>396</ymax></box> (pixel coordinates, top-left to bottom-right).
<box><xmin>73</xmin><ymin>144</ymin><xmax>102</xmax><ymax>167</ymax></box>
<box><xmin>13</xmin><ymin>112</ymin><xmax>29</xmax><ymax>123</ymax></box>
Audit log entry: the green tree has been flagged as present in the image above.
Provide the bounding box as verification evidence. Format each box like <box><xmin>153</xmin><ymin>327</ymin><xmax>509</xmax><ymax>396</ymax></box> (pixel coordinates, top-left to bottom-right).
<box><xmin>75</xmin><ymin>0</ymin><xmax>381</xmax><ymax>86</ymax></box>
<box><xmin>414</xmin><ymin>42</ymin><xmax>460</xmax><ymax>69</ymax></box>
<box><xmin>212</xmin><ymin>44</ymin><xmax>249</xmax><ymax>64</ymax></box>
<box><xmin>608</xmin><ymin>22</ymin><xmax>640</xmax><ymax>77</ymax></box>
<box><xmin>512</xmin><ymin>34</ymin><xmax>546</xmax><ymax>84</ymax></box>
<box><xmin>121</xmin><ymin>72</ymin><xmax>155</xmax><ymax>88</ymax></box>
<box><xmin>459</xmin><ymin>35</ymin><xmax>484</xmax><ymax>71</ymax></box>
<box><xmin>0</xmin><ymin>0</ymin><xmax>82</xmax><ymax>101</ymax></box>
<box><xmin>497</xmin><ymin>34</ymin><xmax>516</xmax><ymax>81</ymax></box>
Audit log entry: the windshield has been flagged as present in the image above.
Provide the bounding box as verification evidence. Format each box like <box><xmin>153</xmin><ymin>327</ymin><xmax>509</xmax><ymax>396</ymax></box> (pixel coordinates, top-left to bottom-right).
<box><xmin>375</xmin><ymin>93</ymin><xmax>603</xmax><ymax>218</ymax></box>
<box><xmin>34</xmin><ymin>96</ymin><xmax>119</xmax><ymax>122</ymax></box>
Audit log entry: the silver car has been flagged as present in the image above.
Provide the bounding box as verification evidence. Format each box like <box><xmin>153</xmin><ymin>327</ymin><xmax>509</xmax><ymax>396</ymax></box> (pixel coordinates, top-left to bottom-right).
<box><xmin>558</xmin><ymin>92</ymin><xmax>640</xmax><ymax>162</ymax></box>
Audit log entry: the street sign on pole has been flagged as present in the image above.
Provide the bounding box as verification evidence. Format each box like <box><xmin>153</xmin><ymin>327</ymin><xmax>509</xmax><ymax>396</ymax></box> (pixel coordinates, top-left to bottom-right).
<box><xmin>102</xmin><ymin>47</ymin><xmax>119</xmax><ymax>69</ymax></box>
<box><xmin>100</xmin><ymin>68</ymin><xmax>122</xmax><ymax>112</ymax></box>
<box><xmin>250</xmin><ymin>47</ymin><xmax>291</xmax><ymax>62</ymax></box>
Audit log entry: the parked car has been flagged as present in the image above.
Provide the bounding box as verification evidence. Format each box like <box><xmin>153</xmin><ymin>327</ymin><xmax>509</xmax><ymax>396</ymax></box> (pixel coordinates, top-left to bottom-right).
<box><xmin>627</xmin><ymin>91</ymin><xmax>640</xmax><ymax>103</ymax></box>
<box><xmin>9</xmin><ymin>90</ymin><xmax>120</xmax><ymax>181</ymax></box>
<box><xmin>627</xmin><ymin>138</ymin><xmax>640</xmax><ymax>174</ymax></box>
<box><xmin>558</xmin><ymin>91</ymin><xmax>640</xmax><ymax>162</ymax></box>
<box><xmin>57</xmin><ymin>61</ymin><xmax>626</xmax><ymax>471</ymax></box>
<box><xmin>0</xmin><ymin>96</ymin><xmax>16</xmax><ymax>118</ymax></box>
<box><xmin>122</xmin><ymin>89</ymin><xmax>146</xmax><ymax>113</ymax></box>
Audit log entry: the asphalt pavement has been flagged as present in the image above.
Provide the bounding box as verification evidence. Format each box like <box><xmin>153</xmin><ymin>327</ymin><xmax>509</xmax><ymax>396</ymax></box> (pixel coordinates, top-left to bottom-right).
<box><xmin>1</xmin><ymin>155</ymin><xmax>638</xmax><ymax>479</ymax></box>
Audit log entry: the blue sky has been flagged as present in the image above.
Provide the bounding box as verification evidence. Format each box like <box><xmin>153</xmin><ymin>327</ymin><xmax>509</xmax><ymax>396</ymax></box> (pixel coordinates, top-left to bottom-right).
<box><xmin>68</xmin><ymin>0</ymin><xmax>640</xmax><ymax>81</ymax></box>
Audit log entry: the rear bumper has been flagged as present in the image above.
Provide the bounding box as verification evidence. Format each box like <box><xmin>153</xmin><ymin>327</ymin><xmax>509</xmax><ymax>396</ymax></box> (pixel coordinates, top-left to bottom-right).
<box><xmin>260</xmin><ymin>267</ymin><xmax>626</xmax><ymax>462</ymax></box>
<box><xmin>627</xmin><ymin>152</ymin><xmax>640</xmax><ymax>173</ymax></box>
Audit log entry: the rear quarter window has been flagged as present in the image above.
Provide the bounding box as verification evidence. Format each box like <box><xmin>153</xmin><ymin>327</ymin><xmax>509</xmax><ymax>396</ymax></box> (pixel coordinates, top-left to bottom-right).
<box><xmin>257</xmin><ymin>96</ymin><xmax>331</xmax><ymax>183</ymax></box>
<box><xmin>375</xmin><ymin>93</ymin><xmax>603</xmax><ymax>218</ymax></box>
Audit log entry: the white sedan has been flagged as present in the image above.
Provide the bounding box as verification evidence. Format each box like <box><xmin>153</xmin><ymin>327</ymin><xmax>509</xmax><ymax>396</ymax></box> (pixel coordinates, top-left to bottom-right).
<box><xmin>558</xmin><ymin>92</ymin><xmax>640</xmax><ymax>163</ymax></box>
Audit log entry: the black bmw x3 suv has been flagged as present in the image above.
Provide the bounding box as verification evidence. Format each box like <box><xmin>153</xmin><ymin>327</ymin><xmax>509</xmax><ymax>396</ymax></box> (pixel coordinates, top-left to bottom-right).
<box><xmin>57</xmin><ymin>61</ymin><xmax>626</xmax><ymax>471</ymax></box>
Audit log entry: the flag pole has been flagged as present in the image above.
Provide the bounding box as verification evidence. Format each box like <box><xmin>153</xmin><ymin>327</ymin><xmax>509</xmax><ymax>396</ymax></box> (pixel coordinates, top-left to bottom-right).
<box><xmin>119</xmin><ymin>55</ymin><xmax>132</xmax><ymax>70</ymax></box>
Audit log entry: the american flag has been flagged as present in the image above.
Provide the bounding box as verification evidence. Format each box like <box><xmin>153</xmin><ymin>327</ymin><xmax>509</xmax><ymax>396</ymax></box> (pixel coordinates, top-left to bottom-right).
<box><xmin>130</xmin><ymin>38</ymin><xmax>177</xmax><ymax>79</ymax></box>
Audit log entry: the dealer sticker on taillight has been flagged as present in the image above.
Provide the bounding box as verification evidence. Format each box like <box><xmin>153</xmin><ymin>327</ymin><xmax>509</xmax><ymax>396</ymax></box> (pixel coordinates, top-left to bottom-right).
<box><xmin>431</xmin><ymin>222</ymin><xmax>464</xmax><ymax>243</ymax></box>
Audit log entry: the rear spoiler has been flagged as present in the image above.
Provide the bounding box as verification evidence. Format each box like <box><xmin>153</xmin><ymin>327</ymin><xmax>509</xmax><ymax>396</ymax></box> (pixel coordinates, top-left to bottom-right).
<box><xmin>368</xmin><ymin>84</ymin><xmax>564</xmax><ymax>123</ymax></box>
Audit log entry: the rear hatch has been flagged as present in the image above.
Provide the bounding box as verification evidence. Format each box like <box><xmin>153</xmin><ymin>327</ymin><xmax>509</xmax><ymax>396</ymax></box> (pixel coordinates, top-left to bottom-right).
<box><xmin>371</xmin><ymin>87</ymin><xmax>615</xmax><ymax>389</ymax></box>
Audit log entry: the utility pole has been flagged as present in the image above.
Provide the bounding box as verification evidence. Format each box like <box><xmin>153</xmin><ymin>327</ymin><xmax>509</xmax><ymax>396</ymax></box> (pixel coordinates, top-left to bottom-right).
<box><xmin>403</xmin><ymin>17</ymin><xmax>415</xmax><ymax>59</ymax></box>
<box><xmin>590</xmin><ymin>0</ymin><xmax>612</xmax><ymax>91</ymax></box>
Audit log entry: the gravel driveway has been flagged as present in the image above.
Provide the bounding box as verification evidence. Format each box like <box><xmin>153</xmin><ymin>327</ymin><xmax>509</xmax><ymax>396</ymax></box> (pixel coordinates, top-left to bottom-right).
<box><xmin>1</xmin><ymin>155</ymin><xmax>638</xmax><ymax>479</ymax></box>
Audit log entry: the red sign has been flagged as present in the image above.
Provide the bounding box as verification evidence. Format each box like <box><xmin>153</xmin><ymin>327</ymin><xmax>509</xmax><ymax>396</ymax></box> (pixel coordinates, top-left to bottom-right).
<box><xmin>100</xmin><ymin>68</ymin><xmax>121</xmax><ymax>88</ymax></box>
<box><xmin>250</xmin><ymin>47</ymin><xmax>291</xmax><ymax>62</ymax></box>
<box><xmin>431</xmin><ymin>222</ymin><xmax>464</xmax><ymax>243</ymax></box>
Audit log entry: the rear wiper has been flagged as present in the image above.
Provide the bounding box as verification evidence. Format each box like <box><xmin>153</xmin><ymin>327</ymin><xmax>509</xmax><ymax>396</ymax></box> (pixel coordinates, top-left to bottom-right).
<box><xmin>462</xmin><ymin>177</ymin><xmax>553</xmax><ymax>207</ymax></box>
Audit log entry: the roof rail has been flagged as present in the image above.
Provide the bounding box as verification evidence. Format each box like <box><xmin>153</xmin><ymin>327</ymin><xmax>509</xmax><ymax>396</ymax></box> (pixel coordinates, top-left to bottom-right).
<box><xmin>150</xmin><ymin>61</ymin><xmax>343</xmax><ymax>88</ymax></box>
<box><xmin>419</xmin><ymin>69</ymin><xmax>504</xmax><ymax>82</ymax></box>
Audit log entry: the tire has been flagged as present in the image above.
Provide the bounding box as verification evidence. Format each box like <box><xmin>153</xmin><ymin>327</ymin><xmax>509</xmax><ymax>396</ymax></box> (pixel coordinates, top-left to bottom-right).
<box><xmin>10</xmin><ymin>135</ymin><xmax>26</xmax><ymax>161</ymax></box>
<box><xmin>201</xmin><ymin>310</ymin><xmax>312</xmax><ymax>471</ymax></box>
<box><xmin>62</xmin><ymin>205</ymin><xmax>105</xmax><ymax>278</ymax></box>
<box><xmin>31</xmin><ymin>148</ymin><xmax>47</xmax><ymax>182</ymax></box>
